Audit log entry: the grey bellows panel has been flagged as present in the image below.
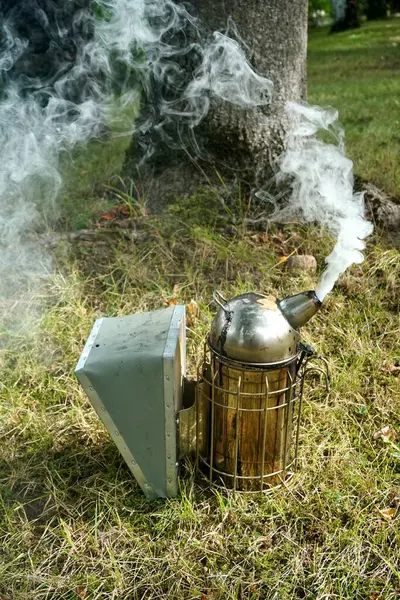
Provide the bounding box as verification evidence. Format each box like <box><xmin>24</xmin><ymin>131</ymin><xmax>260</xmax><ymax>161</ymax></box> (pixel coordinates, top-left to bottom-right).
<box><xmin>75</xmin><ymin>305</ymin><xmax>186</xmax><ymax>500</ymax></box>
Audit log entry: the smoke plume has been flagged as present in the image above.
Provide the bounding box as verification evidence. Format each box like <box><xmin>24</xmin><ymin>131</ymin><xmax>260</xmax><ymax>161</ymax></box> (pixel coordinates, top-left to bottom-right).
<box><xmin>0</xmin><ymin>0</ymin><xmax>372</xmax><ymax>335</ymax></box>
<box><xmin>272</xmin><ymin>101</ymin><xmax>373</xmax><ymax>300</ymax></box>
<box><xmin>0</xmin><ymin>0</ymin><xmax>272</xmax><ymax>332</ymax></box>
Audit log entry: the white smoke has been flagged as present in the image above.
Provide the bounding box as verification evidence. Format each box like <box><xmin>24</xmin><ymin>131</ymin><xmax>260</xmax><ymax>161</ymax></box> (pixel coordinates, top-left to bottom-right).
<box><xmin>163</xmin><ymin>31</ymin><xmax>273</xmax><ymax>127</ymax></box>
<box><xmin>0</xmin><ymin>0</ymin><xmax>273</xmax><ymax>331</ymax></box>
<box><xmin>0</xmin><ymin>0</ymin><xmax>372</xmax><ymax>331</ymax></box>
<box><xmin>271</xmin><ymin>101</ymin><xmax>373</xmax><ymax>300</ymax></box>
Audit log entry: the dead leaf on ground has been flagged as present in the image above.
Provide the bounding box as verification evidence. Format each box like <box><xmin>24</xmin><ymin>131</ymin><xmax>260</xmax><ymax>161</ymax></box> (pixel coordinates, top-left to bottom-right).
<box><xmin>377</xmin><ymin>507</ymin><xmax>397</xmax><ymax>521</ymax></box>
<box><xmin>97</xmin><ymin>205</ymin><xmax>131</xmax><ymax>224</ymax></box>
<box><xmin>380</xmin><ymin>363</ymin><xmax>400</xmax><ymax>375</ymax></box>
<box><xmin>186</xmin><ymin>299</ymin><xmax>199</xmax><ymax>327</ymax></box>
<box><xmin>165</xmin><ymin>283</ymin><xmax>180</xmax><ymax>306</ymax></box>
<box><xmin>373</xmin><ymin>425</ymin><xmax>397</xmax><ymax>441</ymax></box>
<box><xmin>187</xmin><ymin>299</ymin><xmax>198</xmax><ymax>315</ymax></box>
<box><xmin>114</xmin><ymin>205</ymin><xmax>131</xmax><ymax>215</ymax></box>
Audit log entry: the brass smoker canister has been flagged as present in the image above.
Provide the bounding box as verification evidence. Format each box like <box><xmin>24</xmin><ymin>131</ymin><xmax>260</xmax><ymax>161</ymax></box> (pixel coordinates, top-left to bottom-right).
<box><xmin>196</xmin><ymin>290</ymin><xmax>327</xmax><ymax>492</ymax></box>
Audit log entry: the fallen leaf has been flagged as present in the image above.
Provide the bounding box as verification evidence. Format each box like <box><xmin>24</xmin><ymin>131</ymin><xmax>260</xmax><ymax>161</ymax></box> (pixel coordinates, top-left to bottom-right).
<box><xmin>76</xmin><ymin>588</ymin><xmax>86</xmax><ymax>599</ymax></box>
<box><xmin>187</xmin><ymin>299</ymin><xmax>198</xmax><ymax>315</ymax></box>
<box><xmin>373</xmin><ymin>425</ymin><xmax>397</xmax><ymax>441</ymax></box>
<box><xmin>381</xmin><ymin>364</ymin><xmax>400</xmax><ymax>375</ymax></box>
<box><xmin>186</xmin><ymin>299</ymin><xmax>199</xmax><ymax>327</ymax></box>
<box><xmin>164</xmin><ymin>283</ymin><xmax>180</xmax><ymax>306</ymax></box>
<box><xmin>279</xmin><ymin>255</ymin><xmax>289</xmax><ymax>264</ymax></box>
<box><xmin>113</xmin><ymin>205</ymin><xmax>131</xmax><ymax>215</ymax></box>
<box><xmin>377</xmin><ymin>507</ymin><xmax>396</xmax><ymax>521</ymax></box>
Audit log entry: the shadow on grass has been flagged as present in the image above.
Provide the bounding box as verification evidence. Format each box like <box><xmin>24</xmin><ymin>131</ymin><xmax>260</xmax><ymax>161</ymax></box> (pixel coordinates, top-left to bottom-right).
<box><xmin>0</xmin><ymin>437</ymin><xmax>164</xmax><ymax>530</ymax></box>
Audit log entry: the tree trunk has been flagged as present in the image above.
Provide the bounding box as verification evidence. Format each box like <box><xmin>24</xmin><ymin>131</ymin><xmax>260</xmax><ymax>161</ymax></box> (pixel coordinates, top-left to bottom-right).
<box><xmin>124</xmin><ymin>0</ymin><xmax>308</xmax><ymax>203</ymax></box>
<box><xmin>365</xmin><ymin>0</ymin><xmax>388</xmax><ymax>19</ymax></box>
<box><xmin>330</xmin><ymin>0</ymin><xmax>360</xmax><ymax>32</ymax></box>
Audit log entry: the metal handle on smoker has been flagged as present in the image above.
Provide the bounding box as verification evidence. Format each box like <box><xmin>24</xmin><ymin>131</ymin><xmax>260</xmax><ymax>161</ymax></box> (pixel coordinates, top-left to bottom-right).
<box><xmin>297</xmin><ymin>343</ymin><xmax>331</xmax><ymax>394</ymax></box>
<box><xmin>212</xmin><ymin>290</ymin><xmax>229</xmax><ymax>315</ymax></box>
<box><xmin>296</xmin><ymin>343</ymin><xmax>313</xmax><ymax>374</ymax></box>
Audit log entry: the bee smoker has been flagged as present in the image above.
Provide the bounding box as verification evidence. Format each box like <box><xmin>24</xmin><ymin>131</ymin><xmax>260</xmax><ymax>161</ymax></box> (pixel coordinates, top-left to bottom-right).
<box><xmin>75</xmin><ymin>290</ymin><xmax>329</xmax><ymax>499</ymax></box>
<box><xmin>194</xmin><ymin>290</ymin><xmax>330</xmax><ymax>492</ymax></box>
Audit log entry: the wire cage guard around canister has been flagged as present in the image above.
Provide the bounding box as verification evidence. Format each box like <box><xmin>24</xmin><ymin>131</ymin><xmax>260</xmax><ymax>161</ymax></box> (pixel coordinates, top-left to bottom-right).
<box><xmin>195</xmin><ymin>342</ymin><xmax>330</xmax><ymax>493</ymax></box>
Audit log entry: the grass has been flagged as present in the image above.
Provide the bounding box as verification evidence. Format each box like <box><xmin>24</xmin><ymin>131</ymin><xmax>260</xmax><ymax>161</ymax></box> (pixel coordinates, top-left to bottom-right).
<box><xmin>0</xmin><ymin>17</ymin><xmax>400</xmax><ymax>600</ymax></box>
<box><xmin>57</xmin><ymin>135</ymin><xmax>132</xmax><ymax>230</ymax></box>
<box><xmin>57</xmin><ymin>99</ymin><xmax>138</xmax><ymax>230</ymax></box>
<box><xmin>0</xmin><ymin>192</ymin><xmax>399</xmax><ymax>599</ymax></box>
<box><xmin>308</xmin><ymin>18</ymin><xmax>400</xmax><ymax>199</ymax></box>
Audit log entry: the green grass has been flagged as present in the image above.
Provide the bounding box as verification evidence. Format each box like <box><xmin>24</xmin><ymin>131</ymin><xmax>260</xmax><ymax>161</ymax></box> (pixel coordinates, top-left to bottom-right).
<box><xmin>308</xmin><ymin>18</ymin><xmax>400</xmax><ymax>198</ymax></box>
<box><xmin>57</xmin><ymin>100</ymin><xmax>138</xmax><ymax>230</ymax></box>
<box><xmin>57</xmin><ymin>135</ymin><xmax>131</xmax><ymax>230</ymax></box>
<box><xmin>0</xmin><ymin>194</ymin><xmax>399</xmax><ymax>598</ymax></box>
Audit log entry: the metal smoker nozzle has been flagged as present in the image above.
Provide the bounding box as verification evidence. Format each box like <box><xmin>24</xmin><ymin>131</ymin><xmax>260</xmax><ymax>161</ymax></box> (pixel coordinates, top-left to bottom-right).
<box><xmin>278</xmin><ymin>290</ymin><xmax>322</xmax><ymax>330</ymax></box>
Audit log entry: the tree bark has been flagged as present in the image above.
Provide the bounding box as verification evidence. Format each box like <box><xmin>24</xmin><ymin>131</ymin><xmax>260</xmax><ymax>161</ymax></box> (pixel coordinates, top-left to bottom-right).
<box><xmin>124</xmin><ymin>0</ymin><xmax>308</xmax><ymax>202</ymax></box>
<box><xmin>330</xmin><ymin>0</ymin><xmax>361</xmax><ymax>32</ymax></box>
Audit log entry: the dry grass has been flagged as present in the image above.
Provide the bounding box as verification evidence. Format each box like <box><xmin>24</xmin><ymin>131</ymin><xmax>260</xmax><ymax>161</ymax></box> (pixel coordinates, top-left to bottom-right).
<box><xmin>0</xmin><ymin>189</ymin><xmax>399</xmax><ymax>599</ymax></box>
